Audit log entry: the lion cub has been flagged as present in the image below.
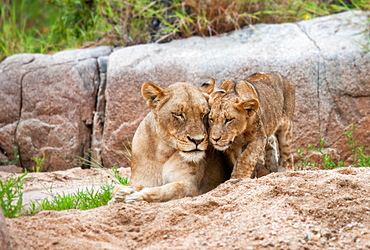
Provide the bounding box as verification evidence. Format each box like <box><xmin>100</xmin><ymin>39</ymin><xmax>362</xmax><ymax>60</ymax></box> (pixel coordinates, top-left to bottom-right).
<box><xmin>108</xmin><ymin>81</ymin><xmax>230</xmax><ymax>205</ymax></box>
<box><xmin>208</xmin><ymin>72</ymin><xmax>295</xmax><ymax>179</ymax></box>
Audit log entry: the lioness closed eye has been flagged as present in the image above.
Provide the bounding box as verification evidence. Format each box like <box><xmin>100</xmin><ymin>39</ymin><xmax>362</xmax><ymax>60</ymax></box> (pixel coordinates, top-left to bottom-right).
<box><xmin>108</xmin><ymin>81</ymin><xmax>230</xmax><ymax>205</ymax></box>
<box><xmin>208</xmin><ymin>72</ymin><xmax>295</xmax><ymax>179</ymax></box>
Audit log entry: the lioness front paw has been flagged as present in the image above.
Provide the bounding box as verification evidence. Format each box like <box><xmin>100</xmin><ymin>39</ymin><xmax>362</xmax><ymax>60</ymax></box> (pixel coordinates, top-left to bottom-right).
<box><xmin>125</xmin><ymin>192</ymin><xmax>146</xmax><ymax>205</ymax></box>
<box><xmin>108</xmin><ymin>185</ymin><xmax>136</xmax><ymax>206</ymax></box>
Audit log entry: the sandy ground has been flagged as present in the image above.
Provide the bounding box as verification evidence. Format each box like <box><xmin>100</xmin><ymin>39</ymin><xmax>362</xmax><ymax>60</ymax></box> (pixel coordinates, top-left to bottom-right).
<box><xmin>3</xmin><ymin>166</ymin><xmax>370</xmax><ymax>249</ymax></box>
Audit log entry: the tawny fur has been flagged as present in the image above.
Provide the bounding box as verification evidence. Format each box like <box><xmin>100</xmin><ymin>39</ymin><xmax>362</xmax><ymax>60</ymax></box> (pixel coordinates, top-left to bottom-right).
<box><xmin>109</xmin><ymin>80</ymin><xmax>230</xmax><ymax>205</ymax></box>
<box><xmin>208</xmin><ymin>72</ymin><xmax>295</xmax><ymax>179</ymax></box>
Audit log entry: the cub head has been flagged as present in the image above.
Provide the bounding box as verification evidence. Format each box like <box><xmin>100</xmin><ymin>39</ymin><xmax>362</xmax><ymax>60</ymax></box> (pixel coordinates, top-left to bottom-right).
<box><xmin>141</xmin><ymin>79</ymin><xmax>215</xmax><ymax>162</ymax></box>
<box><xmin>208</xmin><ymin>80</ymin><xmax>259</xmax><ymax>151</ymax></box>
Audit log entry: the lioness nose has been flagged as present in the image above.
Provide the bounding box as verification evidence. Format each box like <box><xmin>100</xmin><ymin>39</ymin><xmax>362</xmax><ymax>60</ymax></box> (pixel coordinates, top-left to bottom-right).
<box><xmin>212</xmin><ymin>137</ymin><xmax>221</xmax><ymax>142</ymax></box>
<box><xmin>188</xmin><ymin>136</ymin><xmax>204</xmax><ymax>145</ymax></box>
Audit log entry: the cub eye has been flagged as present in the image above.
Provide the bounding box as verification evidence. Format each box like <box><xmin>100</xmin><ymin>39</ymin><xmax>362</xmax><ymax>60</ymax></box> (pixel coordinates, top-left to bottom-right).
<box><xmin>209</xmin><ymin>118</ymin><xmax>214</xmax><ymax>123</ymax></box>
<box><xmin>225</xmin><ymin>118</ymin><xmax>234</xmax><ymax>124</ymax></box>
<box><xmin>172</xmin><ymin>113</ymin><xmax>184</xmax><ymax>120</ymax></box>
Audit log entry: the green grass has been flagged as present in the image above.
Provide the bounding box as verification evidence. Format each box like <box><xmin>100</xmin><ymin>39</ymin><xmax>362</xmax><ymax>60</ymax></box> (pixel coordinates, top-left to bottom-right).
<box><xmin>0</xmin><ymin>0</ymin><xmax>57</xmax><ymax>59</ymax></box>
<box><xmin>1</xmin><ymin>144</ymin><xmax>129</xmax><ymax>218</ymax></box>
<box><xmin>25</xmin><ymin>184</ymin><xmax>115</xmax><ymax>216</ymax></box>
<box><xmin>0</xmin><ymin>0</ymin><xmax>110</xmax><ymax>61</ymax></box>
<box><xmin>1</xmin><ymin>0</ymin><xmax>369</xmax><ymax>61</ymax></box>
<box><xmin>23</xmin><ymin>173</ymin><xmax>129</xmax><ymax>216</ymax></box>
<box><xmin>0</xmin><ymin>167</ymin><xmax>129</xmax><ymax>218</ymax></box>
<box><xmin>23</xmin><ymin>163</ymin><xmax>130</xmax><ymax>215</ymax></box>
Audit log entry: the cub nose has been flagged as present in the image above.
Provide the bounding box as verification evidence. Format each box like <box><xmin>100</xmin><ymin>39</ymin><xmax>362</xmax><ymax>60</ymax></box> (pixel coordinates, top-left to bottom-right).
<box><xmin>188</xmin><ymin>136</ymin><xmax>204</xmax><ymax>145</ymax></box>
<box><xmin>212</xmin><ymin>137</ymin><xmax>221</xmax><ymax>142</ymax></box>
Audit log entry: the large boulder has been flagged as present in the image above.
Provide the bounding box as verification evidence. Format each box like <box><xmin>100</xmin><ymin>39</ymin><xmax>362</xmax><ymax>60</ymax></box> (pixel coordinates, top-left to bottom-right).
<box><xmin>0</xmin><ymin>47</ymin><xmax>112</xmax><ymax>171</ymax></box>
<box><xmin>0</xmin><ymin>11</ymin><xmax>368</xmax><ymax>171</ymax></box>
<box><xmin>102</xmin><ymin>11</ymin><xmax>370</xmax><ymax>168</ymax></box>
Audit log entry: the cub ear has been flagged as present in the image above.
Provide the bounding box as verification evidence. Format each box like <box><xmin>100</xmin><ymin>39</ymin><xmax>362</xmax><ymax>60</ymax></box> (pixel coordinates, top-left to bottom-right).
<box><xmin>200</xmin><ymin>78</ymin><xmax>215</xmax><ymax>95</ymax></box>
<box><xmin>220</xmin><ymin>80</ymin><xmax>235</xmax><ymax>92</ymax></box>
<box><xmin>209</xmin><ymin>90</ymin><xmax>226</xmax><ymax>106</ymax></box>
<box><xmin>141</xmin><ymin>81</ymin><xmax>166</xmax><ymax>109</ymax></box>
<box><xmin>234</xmin><ymin>80</ymin><xmax>258</xmax><ymax>99</ymax></box>
<box><xmin>234</xmin><ymin>98</ymin><xmax>259</xmax><ymax>115</ymax></box>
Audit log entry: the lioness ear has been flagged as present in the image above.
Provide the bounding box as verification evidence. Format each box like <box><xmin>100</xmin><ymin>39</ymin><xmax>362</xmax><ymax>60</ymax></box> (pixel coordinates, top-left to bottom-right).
<box><xmin>200</xmin><ymin>78</ymin><xmax>215</xmax><ymax>95</ymax></box>
<box><xmin>234</xmin><ymin>80</ymin><xmax>258</xmax><ymax>99</ymax></box>
<box><xmin>142</xmin><ymin>81</ymin><xmax>166</xmax><ymax>109</ymax></box>
<box><xmin>234</xmin><ymin>98</ymin><xmax>259</xmax><ymax>115</ymax></box>
<box><xmin>208</xmin><ymin>95</ymin><xmax>215</xmax><ymax>106</ymax></box>
<box><xmin>220</xmin><ymin>80</ymin><xmax>235</xmax><ymax>92</ymax></box>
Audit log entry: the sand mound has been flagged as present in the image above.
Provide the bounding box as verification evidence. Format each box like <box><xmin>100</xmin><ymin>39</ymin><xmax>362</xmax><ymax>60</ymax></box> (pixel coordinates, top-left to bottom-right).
<box><xmin>5</xmin><ymin>167</ymin><xmax>370</xmax><ymax>249</ymax></box>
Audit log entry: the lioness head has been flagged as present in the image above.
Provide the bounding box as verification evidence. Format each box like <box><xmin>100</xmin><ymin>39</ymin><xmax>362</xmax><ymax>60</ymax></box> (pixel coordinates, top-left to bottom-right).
<box><xmin>142</xmin><ymin>80</ymin><xmax>215</xmax><ymax>162</ymax></box>
<box><xmin>208</xmin><ymin>80</ymin><xmax>259</xmax><ymax>151</ymax></box>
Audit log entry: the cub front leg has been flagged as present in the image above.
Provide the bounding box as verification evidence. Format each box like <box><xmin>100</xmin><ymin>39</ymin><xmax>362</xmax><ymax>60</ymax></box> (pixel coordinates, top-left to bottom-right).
<box><xmin>276</xmin><ymin>120</ymin><xmax>294</xmax><ymax>172</ymax></box>
<box><xmin>265</xmin><ymin>135</ymin><xmax>279</xmax><ymax>173</ymax></box>
<box><xmin>251</xmin><ymin>161</ymin><xmax>271</xmax><ymax>178</ymax></box>
<box><xmin>230</xmin><ymin>137</ymin><xmax>266</xmax><ymax>179</ymax></box>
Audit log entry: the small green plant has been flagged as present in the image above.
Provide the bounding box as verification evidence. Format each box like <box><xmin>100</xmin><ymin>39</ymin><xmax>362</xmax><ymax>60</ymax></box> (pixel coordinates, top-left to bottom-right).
<box><xmin>73</xmin><ymin>153</ymin><xmax>104</xmax><ymax>169</ymax></box>
<box><xmin>308</xmin><ymin>138</ymin><xmax>346</xmax><ymax>170</ymax></box>
<box><xmin>0</xmin><ymin>171</ymin><xmax>29</xmax><ymax>218</ymax></box>
<box><xmin>120</xmin><ymin>139</ymin><xmax>132</xmax><ymax>162</ymax></box>
<box><xmin>296</xmin><ymin>148</ymin><xmax>313</xmax><ymax>169</ymax></box>
<box><xmin>344</xmin><ymin>124</ymin><xmax>370</xmax><ymax>167</ymax></box>
<box><xmin>25</xmin><ymin>200</ymin><xmax>41</xmax><ymax>216</ymax></box>
<box><xmin>111</xmin><ymin>166</ymin><xmax>129</xmax><ymax>185</ymax></box>
<box><xmin>73</xmin><ymin>152</ymin><xmax>130</xmax><ymax>186</ymax></box>
<box><xmin>31</xmin><ymin>152</ymin><xmax>47</xmax><ymax>172</ymax></box>
<box><xmin>1</xmin><ymin>146</ymin><xmax>20</xmax><ymax>166</ymax></box>
<box><xmin>356</xmin><ymin>15</ymin><xmax>370</xmax><ymax>51</ymax></box>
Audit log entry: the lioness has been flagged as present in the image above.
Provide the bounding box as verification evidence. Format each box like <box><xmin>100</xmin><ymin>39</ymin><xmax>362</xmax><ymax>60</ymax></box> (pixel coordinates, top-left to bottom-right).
<box><xmin>208</xmin><ymin>72</ymin><xmax>295</xmax><ymax>179</ymax></box>
<box><xmin>109</xmin><ymin>81</ymin><xmax>230</xmax><ymax>205</ymax></box>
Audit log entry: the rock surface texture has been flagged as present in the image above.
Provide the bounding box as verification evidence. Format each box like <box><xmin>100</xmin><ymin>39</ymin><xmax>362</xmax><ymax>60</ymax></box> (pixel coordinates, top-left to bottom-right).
<box><xmin>0</xmin><ymin>209</ymin><xmax>12</xmax><ymax>250</ymax></box>
<box><xmin>0</xmin><ymin>47</ymin><xmax>112</xmax><ymax>171</ymax></box>
<box><xmin>0</xmin><ymin>11</ymin><xmax>369</xmax><ymax>170</ymax></box>
<box><xmin>103</xmin><ymin>11</ymin><xmax>370</xmax><ymax>168</ymax></box>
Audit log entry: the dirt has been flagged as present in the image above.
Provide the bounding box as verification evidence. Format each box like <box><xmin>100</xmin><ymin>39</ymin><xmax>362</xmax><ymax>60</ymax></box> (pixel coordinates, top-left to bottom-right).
<box><xmin>4</xmin><ymin>167</ymin><xmax>370</xmax><ymax>249</ymax></box>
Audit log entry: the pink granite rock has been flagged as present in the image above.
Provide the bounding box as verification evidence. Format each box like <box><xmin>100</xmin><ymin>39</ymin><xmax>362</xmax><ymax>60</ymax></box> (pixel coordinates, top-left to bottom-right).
<box><xmin>102</xmin><ymin>11</ymin><xmax>369</xmax><ymax>168</ymax></box>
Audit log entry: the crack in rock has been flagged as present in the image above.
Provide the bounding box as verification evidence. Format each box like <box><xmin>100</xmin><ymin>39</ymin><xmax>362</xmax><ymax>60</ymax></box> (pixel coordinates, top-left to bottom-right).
<box><xmin>90</xmin><ymin>56</ymin><xmax>109</xmax><ymax>166</ymax></box>
<box><xmin>343</xmin><ymin>93</ymin><xmax>370</xmax><ymax>98</ymax></box>
<box><xmin>295</xmin><ymin>23</ymin><xmax>324</xmax><ymax>138</ymax></box>
<box><xmin>13</xmin><ymin>71</ymin><xmax>30</xmax><ymax>168</ymax></box>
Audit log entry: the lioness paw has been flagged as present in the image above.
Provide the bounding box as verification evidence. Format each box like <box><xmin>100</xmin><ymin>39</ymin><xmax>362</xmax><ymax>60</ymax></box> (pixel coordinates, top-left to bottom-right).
<box><xmin>125</xmin><ymin>192</ymin><xmax>146</xmax><ymax>204</ymax></box>
<box><xmin>108</xmin><ymin>185</ymin><xmax>136</xmax><ymax>206</ymax></box>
